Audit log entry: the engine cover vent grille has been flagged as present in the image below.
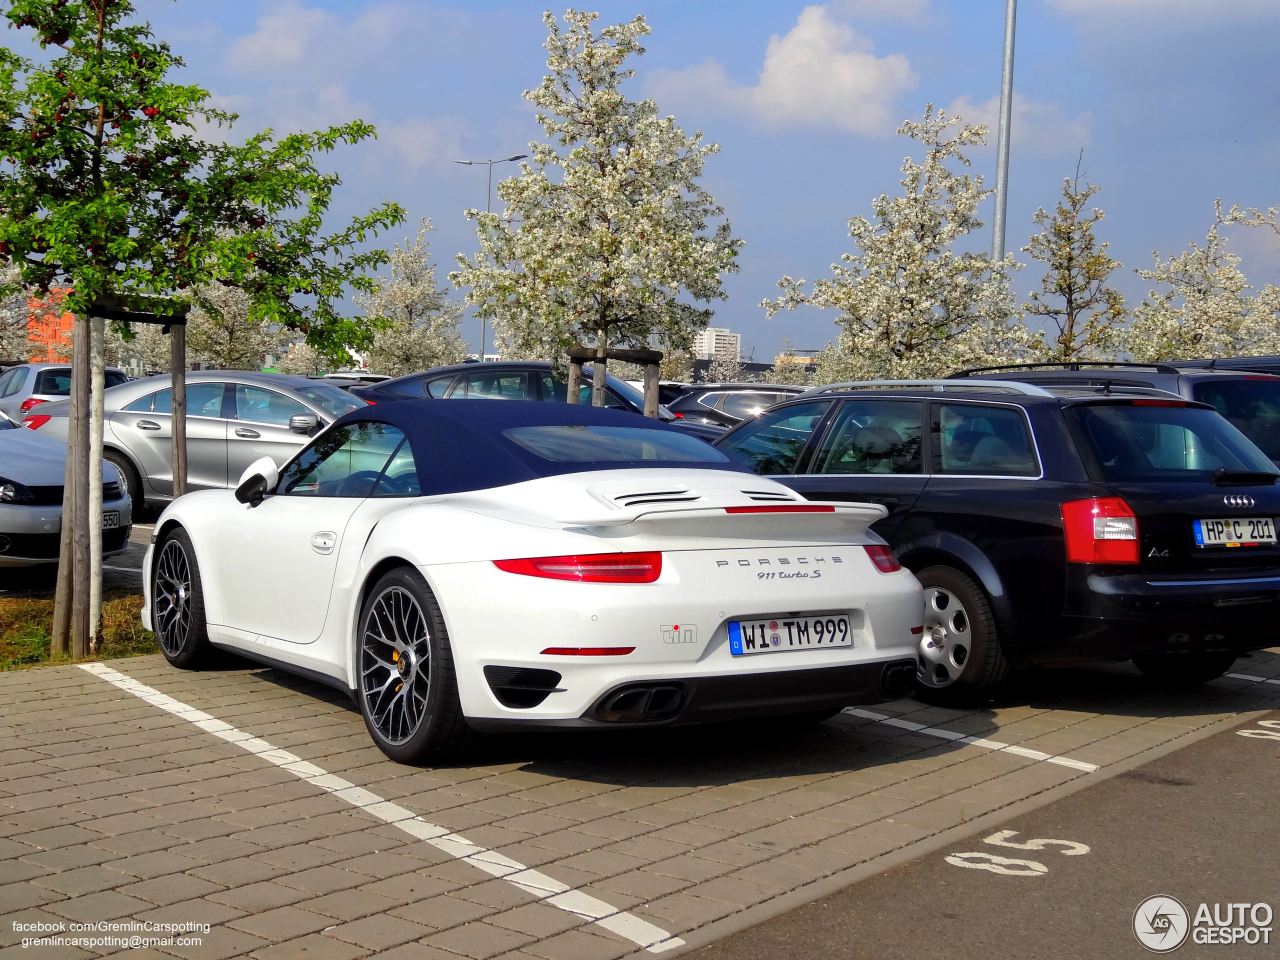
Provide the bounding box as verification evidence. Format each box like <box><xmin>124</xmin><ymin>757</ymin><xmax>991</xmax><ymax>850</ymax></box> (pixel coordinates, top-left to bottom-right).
<box><xmin>610</xmin><ymin>487</ymin><xmax>701</xmax><ymax>508</ymax></box>
<box><xmin>740</xmin><ymin>488</ymin><xmax>800</xmax><ymax>502</ymax></box>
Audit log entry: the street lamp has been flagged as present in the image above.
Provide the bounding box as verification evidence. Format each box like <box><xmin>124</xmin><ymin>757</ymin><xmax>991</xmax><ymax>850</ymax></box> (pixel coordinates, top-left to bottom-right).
<box><xmin>455</xmin><ymin>154</ymin><xmax>528</xmax><ymax>361</ymax></box>
<box><xmin>991</xmin><ymin>0</ymin><xmax>1017</xmax><ymax>261</ymax></box>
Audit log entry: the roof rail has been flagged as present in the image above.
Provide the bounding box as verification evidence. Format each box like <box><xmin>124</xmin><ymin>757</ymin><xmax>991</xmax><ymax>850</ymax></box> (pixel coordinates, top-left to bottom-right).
<box><xmin>1048</xmin><ymin>384</ymin><xmax>1185</xmax><ymax>399</ymax></box>
<box><xmin>796</xmin><ymin>379</ymin><xmax>1056</xmax><ymax>399</ymax></box>
<box><xmin>948</xmin><ymin>361</ymin><xmax>1185</xmax><ymax>377</ymax></box>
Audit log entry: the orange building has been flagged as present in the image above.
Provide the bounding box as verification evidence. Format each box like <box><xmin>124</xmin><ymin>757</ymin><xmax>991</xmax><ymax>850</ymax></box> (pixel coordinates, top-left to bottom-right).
<box><xmin>26</xmin><ymin>288</ymin><xmax>74</xmax><ymax>361</ymax></box>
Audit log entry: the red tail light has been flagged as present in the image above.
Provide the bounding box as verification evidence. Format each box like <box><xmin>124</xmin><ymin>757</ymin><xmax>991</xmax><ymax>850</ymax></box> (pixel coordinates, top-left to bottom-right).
<box><xmin>1061</xmin><ymin>497</ymin><xmax>1139</xmax><ymax>564</ymax></box>
<box><xmin>672</xmin><ymin>411</ymin><xmax>684</xmax><ymax>419</ymax></box>
<box><xmin>23</xmin><ymin>414</ymin><xmax>51</xmax><ymax>430</ymax></box>
<box><xmin>493</xmin><ymin>552</ymin><xmax>662</xmax><ymax>583</ymax></box>
<box><xmin>540</xmin><ymin>646</ymin><xmax>635</xmax><ymax>656</ymax></box>
<box><xmin>863</xmin><ymin>544</ymin><xmax>902</xmax><ymax>573</ymax></box>
<box><xmin>724</xmin><ymin>505</ymin><xmax>836</xmax><ymax>514</ymax></box>
<box><xmin>19</xmin><ymin>397</ymin><xmax>46</xmax><ymax>414</ymax></box>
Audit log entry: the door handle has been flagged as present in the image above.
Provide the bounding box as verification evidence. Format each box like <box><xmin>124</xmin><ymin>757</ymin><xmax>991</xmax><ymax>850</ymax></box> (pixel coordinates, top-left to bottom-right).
<box><xmin>136</xmin><ymin>419</ymin><xmax>160</xmax><ymax>431</ymax></box>
<box><xmin>310</xmin><ymin>531</ymin><xmax>336</xmax><ymax>555</ymax></box>
<box><xmin>235</xmin><ymin>427</ymin><xmax>260</xmax><ymax>439</ymax></box>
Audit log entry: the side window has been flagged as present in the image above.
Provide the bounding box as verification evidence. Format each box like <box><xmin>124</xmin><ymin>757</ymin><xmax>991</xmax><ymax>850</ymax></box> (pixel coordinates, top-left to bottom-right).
<box><xmin>34</xmin><ymin>369</ymin><xmax>72</xmax><ymax>396</ymax></box>
<box><xmin>460</xmin><ymin>371</ymin><xmax>529</xmax><ymax>400</ymax></box>
<box><xmin>279</xmin><ymin>422</ymin><xmax>406</xmax><ymax>498</ymax></box>
<box><xmin>234</xmin><ymin>385</ymin><xmax>308</xmax><ymax>425</ymax></box>
<box><xmin>717</xmin><ymin>401</ymin><xmax>831</xmax><ymax>475</ymax></box>
<box><xmin>814</xmin><ymin>400</ymin><xmax>924</xmax><ymax>475</ymax></box>
<box><xmin>934</xmin><ymin>403</ymin><xmax>1038</xmax><ymax>476</ymax></box>
<box><xmin>371</xmin><ymin>439</ymin><xmax>421</xmax><ymax>497</ymax></box>
<box><xmin>105</xmin><ymin>371</ymin><xmax>129</xmax><ymax>388</ymax></box>
<box><xmin>538</xmin><ymin>373</ymin><xmax>627</xmax><ymax>409</ymax></box>
<box><xmin>0</xmin><ymin>368</ymin><xmax>27</xmax><ymax>398</ymax></box>
<box><xmin>424</xmin><ymin>377</ymin><xmax>453</xmax><ymax>398</ymax></box>
<box><xmin>132</xmin><ymin>383</ymin><xmax>224</xmax><ymax>417</ymax></box>
<box><xmin>720</xmin><ymin>392</ymin><xmax>778</xmax><ymax>421</ymax></box>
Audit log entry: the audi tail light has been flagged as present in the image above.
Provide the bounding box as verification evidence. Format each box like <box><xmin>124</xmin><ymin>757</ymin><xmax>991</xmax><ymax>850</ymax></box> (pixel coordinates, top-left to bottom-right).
<box><xmin>1061</xmin><ymin>497</ymin><xmax>1139</xmax><ymax>564</ymax></box>
<box><xmin>493</xmin><ymin>552</ymin><xmax>662</xmax><ymax>583</ymax></box>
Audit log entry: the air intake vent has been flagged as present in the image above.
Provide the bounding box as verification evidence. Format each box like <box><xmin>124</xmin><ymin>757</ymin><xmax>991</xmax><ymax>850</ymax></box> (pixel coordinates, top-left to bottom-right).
<box><xmin>740</xmin><ymin>488</ymin><xmax>800</xmax><ymax>503</ymax></box>
<box><xmin>611</xmin><ymin>487</ymin><xmax>701</xmax><ymax>508</ymax></box>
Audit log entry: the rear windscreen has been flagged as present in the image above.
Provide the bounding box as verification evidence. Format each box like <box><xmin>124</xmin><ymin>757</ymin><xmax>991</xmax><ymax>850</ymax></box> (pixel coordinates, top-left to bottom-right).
<box><xmin>1068</xmin><ymin>403</ymin><xmax>1279</xmax><ymax>481</ymax></box>
<box><xmin>504</xmin><ymin>425</ymin><xmax>729</xmax><ymax>464</ymax></box>
<box><xmin>1191</xmin><ymin>379</ymin><xmax>1280</xmax><ymax>460</ymax></box>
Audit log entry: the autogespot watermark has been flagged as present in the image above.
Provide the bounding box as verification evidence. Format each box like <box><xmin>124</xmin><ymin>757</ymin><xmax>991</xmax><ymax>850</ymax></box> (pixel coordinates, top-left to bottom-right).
<box><xmin>10</xmin><ymin>919</ymin><xmax>209</xmax><ymax>951</ymax></box>
<box><xmin>1134</xmin><ymin>896</ymin><xmax>1274</xmax><ymax>952</ymax></box>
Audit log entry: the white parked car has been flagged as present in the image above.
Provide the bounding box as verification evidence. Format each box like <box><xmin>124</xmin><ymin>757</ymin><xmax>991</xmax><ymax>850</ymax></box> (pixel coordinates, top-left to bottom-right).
<box><xmin>143</xmin><ymin>400</ymin><xmax>922</xmax><ymax>763</ymax></box>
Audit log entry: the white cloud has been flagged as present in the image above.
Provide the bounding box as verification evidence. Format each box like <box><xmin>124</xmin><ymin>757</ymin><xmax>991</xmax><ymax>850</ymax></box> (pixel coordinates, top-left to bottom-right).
<box><xmin>227</xmin><ymin>0</ymin><xmax>339</xmax><ymax>71</ymax></box>
<box><xmin>947</xmin><ymin>94</ymin><xmax>1092</xmax><ymax>155</ymax></box>
<box><xmin>649</xmin><ymin>5</ymin><xmax>916</xmax><ymax>137</ymax></box>
<box><xmin>381</xmin><ymin>119</ymin><xmax>469</xmax><ymax>172</ymax></box>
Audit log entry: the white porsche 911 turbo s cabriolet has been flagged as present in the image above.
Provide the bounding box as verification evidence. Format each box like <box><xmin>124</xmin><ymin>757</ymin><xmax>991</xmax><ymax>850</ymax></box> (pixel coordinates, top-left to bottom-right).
<box><xmin>143</xmin><ymin>400</ymin><xmax>923</xmax><ymax>764</ymax></box>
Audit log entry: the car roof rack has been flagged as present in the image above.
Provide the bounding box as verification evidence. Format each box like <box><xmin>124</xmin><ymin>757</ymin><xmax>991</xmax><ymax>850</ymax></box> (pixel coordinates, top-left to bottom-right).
<box><xmin>796</xmin><ymin>379</ymin><xmax>1056</xmax><ymax>399</ymax></box>
<box><xmin>948</xmin><ymin>361</ymin><xmax>1183</xmax><ymax>377</ymax></box>
<box><xmin>1046</xmin><ymin>384</ymin><xmax>1185</xmax><ymax>399</ymax></box>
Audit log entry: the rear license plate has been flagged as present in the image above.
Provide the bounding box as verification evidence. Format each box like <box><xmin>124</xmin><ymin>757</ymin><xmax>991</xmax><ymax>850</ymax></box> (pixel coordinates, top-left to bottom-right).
<box><xmin>728</xmin><ymin>615</ymin><xmax>853</xmax><ymax>656</ymax></box>
<box><xmin>1193</xmin><ymin>517</ymin><xmax>1276</xmax><ymax>547</ymax></box>
<box><xmin>102</xmin><ymin>511</ymin><xmax>119</xmax><ymax>530</ymax></box>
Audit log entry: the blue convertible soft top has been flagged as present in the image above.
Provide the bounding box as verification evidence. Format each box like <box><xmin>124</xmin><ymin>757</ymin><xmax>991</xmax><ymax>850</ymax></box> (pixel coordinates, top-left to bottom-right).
<box><xmin>329</xmin><ymin>399</ymin><xmax>740</xmax><ymax>495</ymax></box>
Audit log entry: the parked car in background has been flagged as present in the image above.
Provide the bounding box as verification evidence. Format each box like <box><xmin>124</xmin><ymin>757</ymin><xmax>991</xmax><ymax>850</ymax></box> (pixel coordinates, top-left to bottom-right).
<box><xmin>622</xmin><ymin>380</ymin><xmax>692</xmax><ymax>407</ymax></box>
<box><xmin>351</xmin><ymin>360</ymin><xmax>724</xmax><ymax>440</ymax></box>
<box><xmin>0</xmin><ymin>409</ymin><xmax>132</xmax><ymax>567</ymax></box>
<box><xmin>714</xmin><ymin>379</ymin><xmax>1280</xmax><ymax>699</ymax></box>
<box><xmin>949</xmin><ymin>362</ymin><xmax>1280</xmax><ymax>466</ymax></box>
<box><xmin>26</xmin><ymin>371</ymin><xmax>365</xmax><ymax>511</ymax></box>
<box><xmin>664</xmin><ymin>383</ymin><xmax>806</xmax><ymax>428</ymax></box>
<box><xmin>145</xmin><ymin>399</ymin><xmax>921</xmax><ymax>763</ymax></box>
<box><xmin>0</xmin><ymin>363</ymin><xmax>129</xmax><ymax>420</ymax></box>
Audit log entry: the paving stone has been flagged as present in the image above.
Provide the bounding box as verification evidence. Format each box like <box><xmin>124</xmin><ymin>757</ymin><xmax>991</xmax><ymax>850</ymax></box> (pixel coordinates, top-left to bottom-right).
<box><xmin>386</xmin><ymin>892</ymin><xmax>494</xmax><ymax>929</ymax></box>
<box><xmin>227</xmin><ymin>906</ymin><xmax>335</xmax><ymax>942</ymax></box>
<box><xmin>118</xmin><ymin>871</ymin><xmax>225</xmax><ymax>906</ymax></box>
<box><xmin>324</xmin><ymin>914</ymin><xmax>434</xmax><ymax>950</ymax></box>
<box><xmin>519</xmin><ymin>928</ymin><xmax>634</xmax><ymax>960</ymax></box>
<box><xmin>207</xmin><ymin>881</ymin><xmax>309</xmax><ymax>912</ymax></box>
<box><xmin>302</xmin><ymin>888</ymin><xmax>402</xmax><ymax>922</ymax></box>
<box><xmin>422</xmin><ymin>921</ymin><xmax>536</xmax><ymax>959</ymax></box>
<box><xmin>247</xmin><ymin>933</ymin><xmax>366</xmax><ymax>960</ymax></box>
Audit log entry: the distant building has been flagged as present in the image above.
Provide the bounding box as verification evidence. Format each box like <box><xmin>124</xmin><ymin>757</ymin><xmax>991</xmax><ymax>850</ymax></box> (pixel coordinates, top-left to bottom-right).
<box><xmin>694</xmin><ymin>326</ymin><xmax>741</xmax><ymax>361</ymax></box>
<box><xmin>773</xmin><ymin>348</ymin><xmax>819</xmax><ymax>376</ymax></box>
<box><xmin>26</xmin><ymin>290</ymin><xmax>74</xmax><ymax>362</ymax></box>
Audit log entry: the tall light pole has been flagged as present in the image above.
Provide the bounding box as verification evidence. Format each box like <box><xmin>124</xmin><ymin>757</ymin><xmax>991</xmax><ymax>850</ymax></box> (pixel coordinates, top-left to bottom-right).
<box><xmin>991</xmin><ymin>0</ymin><xmax>1017</xmax><ymax>261</ymax></box>
<box><xmin>454</xmin><ymin>153</ymin><xmax>527</xmax><ymax>360</ymax></box>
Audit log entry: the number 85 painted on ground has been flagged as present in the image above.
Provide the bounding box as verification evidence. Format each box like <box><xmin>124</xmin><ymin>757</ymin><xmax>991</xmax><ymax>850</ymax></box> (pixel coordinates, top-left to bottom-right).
<box><xmin>945</xmin><ymin>829</ymin><xmax>1091</xmax><ymax>876</ymax></box>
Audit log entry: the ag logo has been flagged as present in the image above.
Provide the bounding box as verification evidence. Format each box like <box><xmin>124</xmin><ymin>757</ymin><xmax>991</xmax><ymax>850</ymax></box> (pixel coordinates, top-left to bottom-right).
<box><xmin>1134</xmin><ymin>895</ymin><xmax>1190</xmax><ymax>953</ymax></box>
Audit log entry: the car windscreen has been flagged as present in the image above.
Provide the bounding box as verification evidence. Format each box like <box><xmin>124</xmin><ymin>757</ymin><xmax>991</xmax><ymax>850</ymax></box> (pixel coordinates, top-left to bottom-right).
<box><xmin>1191</xmin><ymin>378</ymin><xmax>1280</xmax><ymax>461</ymax></box>
<box><xmin>291</xmin><ymin>382</ymin><xmax>367</xmax><ymax>419</ymax></box>
<box><xmin>1068</xmin><ymin>402</ymin><xmax>1279</xmax><ymax>481</ymax></box>
<box><xmin>503</xmin><ymin>425</ymin><xmax>730</xmax><ymax>464</ymax></box>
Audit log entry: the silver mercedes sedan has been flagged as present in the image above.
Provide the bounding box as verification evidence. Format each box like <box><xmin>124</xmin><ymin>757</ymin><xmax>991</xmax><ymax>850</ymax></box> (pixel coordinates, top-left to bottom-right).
<box><xmin>26</xmin><ymin>371</ymin><xmax>365</xmax><ymax>511</ymax></box>
<box><xmin>0</xmin><ymin>409</ymin><xmax>133</xmax><ymax>567</ymax></box>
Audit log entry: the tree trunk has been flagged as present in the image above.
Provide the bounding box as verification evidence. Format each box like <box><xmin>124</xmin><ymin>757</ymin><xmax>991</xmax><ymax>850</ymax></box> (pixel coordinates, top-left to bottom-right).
<box><xmin>643</xmin><ymin>361</ymin><xmax>659</xmax><ymax>418</ymax></box>
<box><xmin>50</xmin><ymin>325</ymin><xmax>79</xmax><ymax>657</ymax></box>
<box><xmin>88</xmin><ymin>314</ymin><xmax>105</xmax><ymax>654</ymax></box>
<box><xmin>592</xmin><ymin>328</ymin><xmax>607</xmax><ymax>408</ymax></box>
<box><xmin>565</xmin><ymin>360</ymin><xmax>582</xmax><ymax>405</ymax></box>
<box><xmin>170</xmin><ymin>324</ymin><xmax>187</xmax><ymax>497</ymax></box>
<box><xmin>71</xmin><ymin>313</ymin><xmax>91</xmax><ymax>659</ymax></box>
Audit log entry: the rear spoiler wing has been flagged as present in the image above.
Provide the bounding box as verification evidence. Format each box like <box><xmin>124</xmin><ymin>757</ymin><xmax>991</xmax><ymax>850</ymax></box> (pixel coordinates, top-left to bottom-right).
<box><xmin>561</xmin><ymin>501</ymin><xmax>888</xmax><ymax>529</ymax></box>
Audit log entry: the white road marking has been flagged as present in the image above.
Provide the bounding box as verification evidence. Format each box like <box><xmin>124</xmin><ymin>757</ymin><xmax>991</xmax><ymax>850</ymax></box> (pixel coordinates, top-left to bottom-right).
<box><xmin>842</xmin><ymin>707</ymin><xmax>1100</xmax><ymax>773</ymax></box>
<box><xmin>78</xmin><ymin>662</ymin><xmax>685</xmax><ymax>954</ymax></box>
<box><xmin>1226</xmin><ymin>671</ymin><xmax>1280</xmax><ymax>687</ymax></box>
<box><xmin>103</xmin><ymin>565</ymin><xmax>142</xmax><ymax>575</ymax></box>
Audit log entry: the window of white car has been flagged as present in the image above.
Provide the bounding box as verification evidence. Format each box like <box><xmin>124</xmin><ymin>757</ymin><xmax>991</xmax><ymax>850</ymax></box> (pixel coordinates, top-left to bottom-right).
<box><xmin>278</xmin><ymin>422</ymin><xmax>411</xmax><ymax>498</ymax></box>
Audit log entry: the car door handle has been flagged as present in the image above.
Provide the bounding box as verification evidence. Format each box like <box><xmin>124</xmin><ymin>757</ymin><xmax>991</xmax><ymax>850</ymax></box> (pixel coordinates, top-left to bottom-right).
<box><xmin>235</xmin><ymin>427</ymin><xmax>260</xmax><ymax>439</ymax></box>
<box><xmin>310</xmin><ymin>531</ymin><xmax>336</xmax><ymax>555</ymax></box>
<box><xmin>136</xmin><ymin>419</ymin><xmax>161</xmax><ymax>431</ymax></box>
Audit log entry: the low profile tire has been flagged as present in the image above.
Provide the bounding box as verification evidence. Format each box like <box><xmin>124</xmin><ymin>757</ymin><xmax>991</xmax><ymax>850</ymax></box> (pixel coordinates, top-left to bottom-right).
<box><xmin>152</xmin><ymin>527</ymin><xmax>212</xmax><ymax>669</ymax></box>
<box><xmin>105</xmin><ymin>450</ymin><xmax>142</xmax><ymax>515</ymax></box>
<box><xmin>1133</xmin><ymin>652</ymin><xmax>1236</xmax><ymax>686</ymax></box>
<box><xmin>915</xmin><ymin>564</ymin><xmax>1010</xmax><ymax>702</ymax></box>
<box><xmin>357</xmin><ymin>567</ymin><xmax>474</xmax><ymax>764</ymax></box>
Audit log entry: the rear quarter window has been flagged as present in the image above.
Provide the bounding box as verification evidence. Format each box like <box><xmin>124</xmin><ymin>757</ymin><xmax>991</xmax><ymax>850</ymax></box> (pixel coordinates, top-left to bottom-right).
<box><xmin>34</xmin><ymin>369</ymin><xmax>72</xmax><ymax>396</ymax></box>
<box><xmin>934</xmin><ymin>403</ymin><xmax>1038</xmax><ymax>476</ymax></box>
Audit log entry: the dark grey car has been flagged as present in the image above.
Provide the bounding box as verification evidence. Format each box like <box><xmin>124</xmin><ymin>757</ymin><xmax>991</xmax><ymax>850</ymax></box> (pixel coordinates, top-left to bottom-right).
<box><xmin>27</xmin><ymin>371</ymin><xmax>364</xmax><ymax>510</ymax></box>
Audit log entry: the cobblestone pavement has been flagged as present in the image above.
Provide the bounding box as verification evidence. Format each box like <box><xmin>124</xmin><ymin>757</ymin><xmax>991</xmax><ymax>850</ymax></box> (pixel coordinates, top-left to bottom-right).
<box><xmin>2</xmin><ymin>649</ymin><xmax>1278</xmax><ymax>959</ymax></box>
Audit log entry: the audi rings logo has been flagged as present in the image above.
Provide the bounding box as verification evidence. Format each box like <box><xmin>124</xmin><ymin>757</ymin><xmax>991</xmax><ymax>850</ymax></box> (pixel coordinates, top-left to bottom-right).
<box><xmin>1223</xmin><ymin>494</ymin><xmax>1256</xmax><ymax>509</ymax></box>
<box><xmin>1134</xmin><ymin>896</ymin><xmax>1190</xmax><ymax>953</ymax></box>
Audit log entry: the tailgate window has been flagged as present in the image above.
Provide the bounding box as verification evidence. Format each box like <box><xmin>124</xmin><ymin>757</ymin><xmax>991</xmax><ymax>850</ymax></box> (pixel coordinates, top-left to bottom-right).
<box><xmin>1069</xmin><ymin>403</ymin><xmax>1278</xmax><ymax>481</ymax></box>
<box><xmin>1192</xmin><ymin>379</ymin><xmax>1280</xmax><ymax>461</ymax></box>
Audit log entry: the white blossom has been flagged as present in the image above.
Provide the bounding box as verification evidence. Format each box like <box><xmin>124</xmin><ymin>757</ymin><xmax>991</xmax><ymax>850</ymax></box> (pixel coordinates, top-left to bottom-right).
<box><xmin>0</xmin><ymin>261</ymin><xmax>30</xmax><ymax>361</ymax></box>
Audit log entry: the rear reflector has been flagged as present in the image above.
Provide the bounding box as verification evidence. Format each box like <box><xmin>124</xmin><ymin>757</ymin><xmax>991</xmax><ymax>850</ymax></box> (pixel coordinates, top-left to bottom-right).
<box><xmin>23</xmin><ymin>415</ymin><xmax>51</xmax><ymax>430</ymax></box>
<box><xmin>724</xmin><ymin>504</ymin><xmax>836</xmax><ymax>514</ymax></box>
<box><xmin>493</xmin><ymin>552</ymin><xmax>662</xmax><ymax>583</ymax></box>
<box><xmin>1061</xmin><ymin>496</ymin><xmax>1139</xmax><ymax>564</ymax></box>
<box><xmin>540</xmin><ymin>647</ymin><xmax>635</xmax><ymax>656</ymax></box>
<box><xmin>863</xmin><ymin>543</ymin><xmax>902</xmax><ymax>573</ymax></box>
<box><xmin>18</xmin><ymin>397</ymin><xmax>46</xmax><ymax>414</ymax></box>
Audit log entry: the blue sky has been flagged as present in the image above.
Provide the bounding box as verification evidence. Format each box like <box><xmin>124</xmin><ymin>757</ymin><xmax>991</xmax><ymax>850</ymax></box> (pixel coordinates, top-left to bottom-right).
<box><xmin>132</xmin><ymin>0</ymin><xmax>1280</xmax><ymax>361</ymax></box>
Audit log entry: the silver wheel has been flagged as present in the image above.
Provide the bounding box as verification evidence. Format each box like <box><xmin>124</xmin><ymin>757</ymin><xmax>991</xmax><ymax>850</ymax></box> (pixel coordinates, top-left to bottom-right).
<box><xmin>361</xmin><ymin>585</ymin><xmax>432</xmax><ymax>745</ymax></box>
<box><xmin>154</xmin><ymin>539</ymin><xmax>192</xmax><ymax>657</ymax></box>
<box><xmin>919</xmin><ymin>585</ymin><xmax>971</xmax><ymax>689</ymax></box>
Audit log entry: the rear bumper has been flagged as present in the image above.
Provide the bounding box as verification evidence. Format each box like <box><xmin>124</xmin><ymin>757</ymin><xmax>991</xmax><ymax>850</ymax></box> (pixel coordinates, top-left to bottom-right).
<box><xmin>467</xmin><ymin>658</ymin><xmax>918</xmax><ymax>731</ymax></box>
<box><xmin>1011</xmin><ymin>569</ymin><xmax>1280</xmax><ymax>664</ymax></box>
<box><xmin>0</xmin><ymin>498</ymin><xmax>132</xmax><ymax>567</ymax></box>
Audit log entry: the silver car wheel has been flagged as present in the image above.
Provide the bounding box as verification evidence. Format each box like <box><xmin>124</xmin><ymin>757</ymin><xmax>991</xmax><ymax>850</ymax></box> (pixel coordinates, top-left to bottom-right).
<box><xmin>918</xmin><ymin>586</ymin><xmax>971</xmax><ymax>689</ymax></box>
<box><xmin>361</xmin><ymin>585</ymin><xmax>431</xmax><ymax>745</ymax></box>
<box><xmin>154</xmin><ymin>540</ymin><xmax>192</xmax><ymax>657</ymax></box>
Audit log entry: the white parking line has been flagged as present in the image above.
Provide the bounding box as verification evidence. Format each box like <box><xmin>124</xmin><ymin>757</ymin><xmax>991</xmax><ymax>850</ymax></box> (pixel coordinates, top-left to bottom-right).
<box><xmin>103</xmin><ymin>565</ymin><xmax>142</xmax><ymax>575</ymax></box>
<box><xmin>1227</xmin><ymin>671</ymin><xmax>1280</xmax><ymax>687</ymax></box>
<box><xmin>842</xmin><ymin>707</ymin><xmax>1100</xmax><ymax>773</ymax></box>
<box><xmin>77</xmin><ymin>662</ymin><xmax>684</xmax><ymax>953</ymax></box>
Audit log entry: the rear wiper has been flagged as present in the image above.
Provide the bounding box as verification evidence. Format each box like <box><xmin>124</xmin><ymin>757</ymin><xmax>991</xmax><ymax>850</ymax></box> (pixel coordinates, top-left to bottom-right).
<box><xmin>1211</xmin><ymin>467</ymin><xmax>1280</xmax><ymax>486</ymax></box>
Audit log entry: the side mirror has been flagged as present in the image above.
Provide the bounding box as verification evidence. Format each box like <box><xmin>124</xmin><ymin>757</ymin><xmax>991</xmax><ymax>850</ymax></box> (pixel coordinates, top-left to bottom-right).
<box><xmin>235</xmin><ymin>456</ymin><xmax>279</xmax><ymax>507</ymax></box>
<box><xmin>289</xmin><ymin>414</ymin><xmax>319</xmax><ymax>435</ymax></box>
